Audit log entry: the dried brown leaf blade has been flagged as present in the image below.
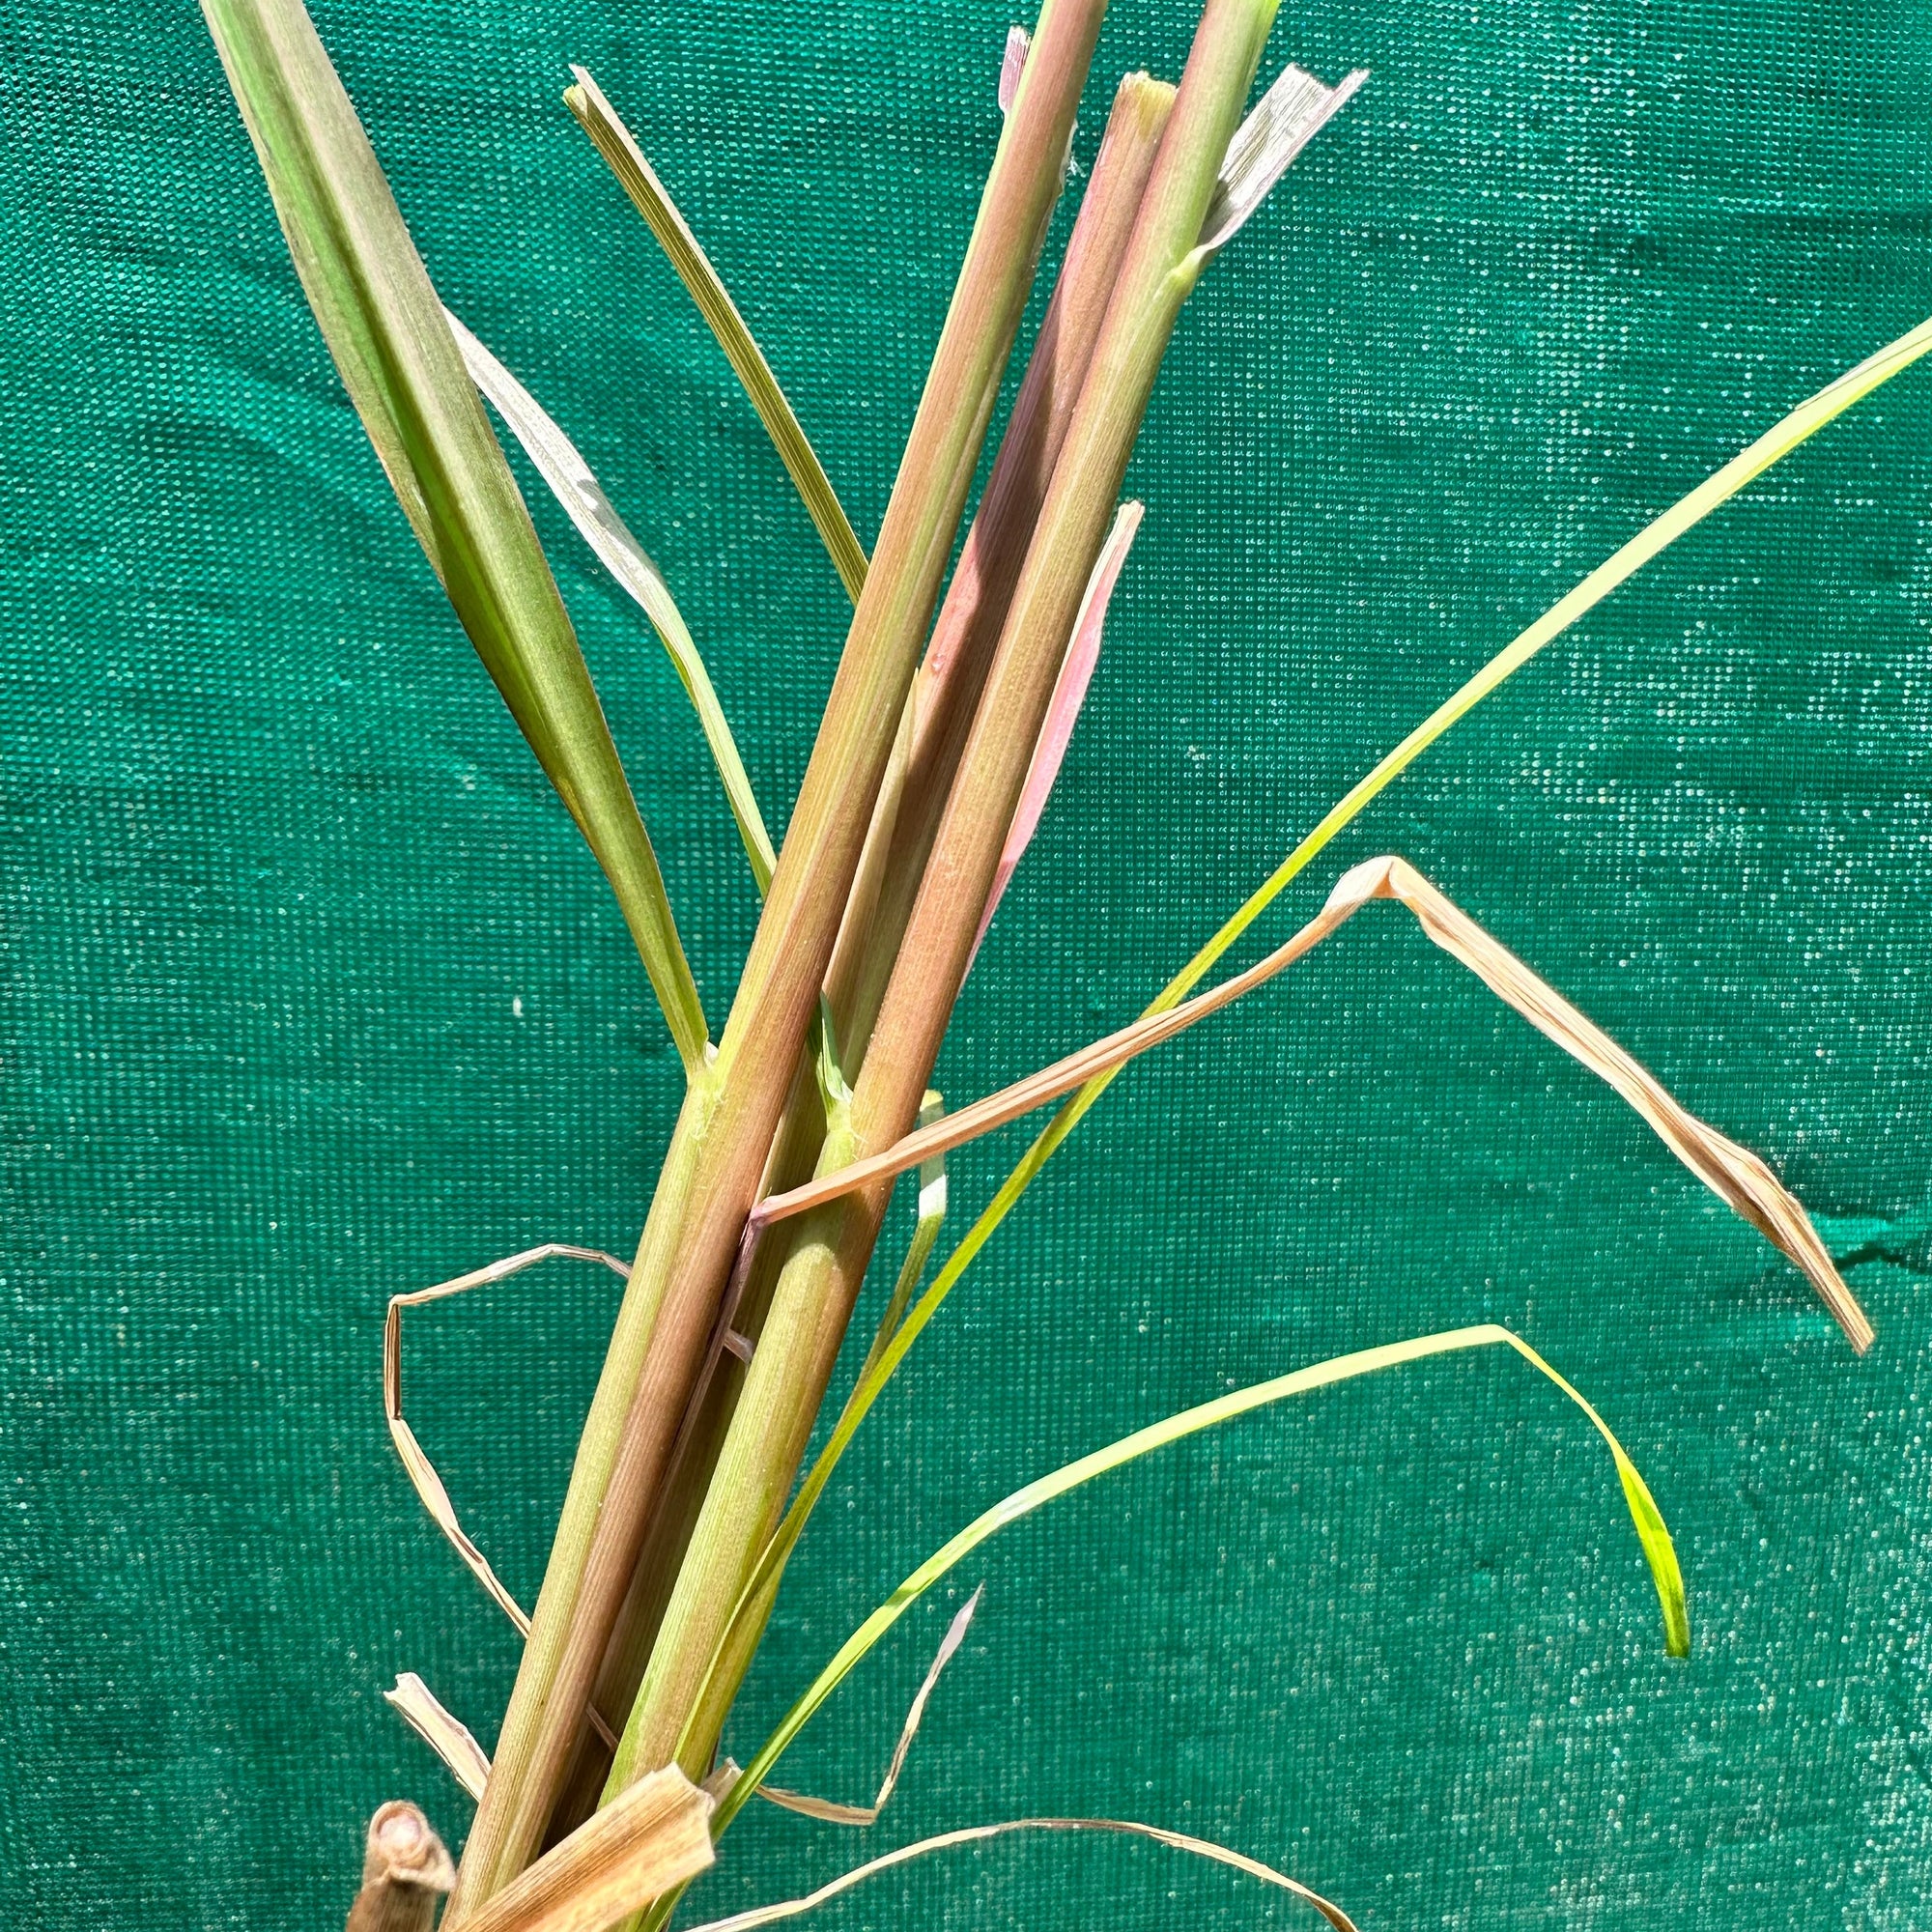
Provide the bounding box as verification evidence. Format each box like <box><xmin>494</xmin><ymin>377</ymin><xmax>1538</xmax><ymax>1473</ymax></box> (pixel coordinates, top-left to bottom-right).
<box><xmin>684</xmin><ymin>1816</ymin><xmax>1356</xmax><ymax>1932</ymax></box>
<box><xmin>385</xmin><ymin>1674</ymin><xmax>492</xmax><ymax>1804</ymax></box>
<box><xmin>752</xmin><ymin>856</ymin><xmax>1868</xmax><ymax>1351</ymax></box>
<box><xmin>384</xmin><ymin>1245</ymin><xmax>631</xmax><ymax>1629</ymax></box>
<box><xmin>199</xmin><ymin>0</ymin><xmax>709</xmax><ymax>1071</ymax></box>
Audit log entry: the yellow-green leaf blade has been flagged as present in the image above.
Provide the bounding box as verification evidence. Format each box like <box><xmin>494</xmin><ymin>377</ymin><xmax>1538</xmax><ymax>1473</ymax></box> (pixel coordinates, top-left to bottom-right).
<box><xmin>719</xmin><ymin>1323</ymin><xmax>1683</xmax><ymax>1834</ymax></box>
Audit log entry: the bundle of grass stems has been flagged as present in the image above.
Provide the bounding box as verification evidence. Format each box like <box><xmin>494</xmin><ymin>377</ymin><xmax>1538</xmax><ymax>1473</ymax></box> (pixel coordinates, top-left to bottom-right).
<box><xmin>197</xmin><ymin>0</ymin><xmax>1922</xmax><ymax>1926</ymax></box>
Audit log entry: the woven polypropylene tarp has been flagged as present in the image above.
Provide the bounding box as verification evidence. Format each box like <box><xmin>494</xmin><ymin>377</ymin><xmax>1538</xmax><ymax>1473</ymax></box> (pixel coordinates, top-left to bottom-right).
<box><xmin>5</xmin><ymin>2</ymin><xmax>1931</xmax><ymax>1926</ymax></box>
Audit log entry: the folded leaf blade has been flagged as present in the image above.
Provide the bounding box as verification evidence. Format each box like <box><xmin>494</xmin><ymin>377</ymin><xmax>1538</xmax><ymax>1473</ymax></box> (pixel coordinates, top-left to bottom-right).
<box><xmin>201</xmin><ymin>0</ymin><xmax>709</xmax><ymax>1070</ymax></box>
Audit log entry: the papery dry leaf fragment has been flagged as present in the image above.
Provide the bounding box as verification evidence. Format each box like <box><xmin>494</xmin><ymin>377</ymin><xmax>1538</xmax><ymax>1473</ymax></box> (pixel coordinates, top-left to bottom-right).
<box><xmin>385</xmin><ymin>1673</ymin><xmax>492</xmax><ymax>1804</ymax></box>
<box><xmin>459</xmin><ymin>1765</ymin><xmax>713</xmax><ymax>1932</ymax></box>
<box><xmin>751</xmin><ymin>857</ymin><xmax>1870</xmax><ymax>1352</ymax></box>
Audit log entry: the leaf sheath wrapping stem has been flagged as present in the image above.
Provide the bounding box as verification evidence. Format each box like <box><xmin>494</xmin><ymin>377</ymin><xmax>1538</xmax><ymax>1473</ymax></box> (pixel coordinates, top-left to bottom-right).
<box><xmin>448</xmin><ymin>4</ymin><xmax>1110</xmax><ymax>1908</ymax></box>
<box><xmin>603</xmin><ymin>0</ymin><xmax>1282</xmax><ymax>1800</ymax></box>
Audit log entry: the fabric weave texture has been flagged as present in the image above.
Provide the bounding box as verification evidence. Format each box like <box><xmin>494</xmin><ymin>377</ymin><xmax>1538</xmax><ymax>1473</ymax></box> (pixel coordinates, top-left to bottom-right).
<box><xmin>3</xmin><ymin>2</ymin><xmax>1931</xmax><ymax>1926</ymax></box>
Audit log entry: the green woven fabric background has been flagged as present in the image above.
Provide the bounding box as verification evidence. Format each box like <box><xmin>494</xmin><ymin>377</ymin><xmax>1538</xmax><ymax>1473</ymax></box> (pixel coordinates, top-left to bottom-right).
<box><xmin>6</xmin><ymin>0</ymin><xmax>1932</xmax><ymax>1924</ymax></box>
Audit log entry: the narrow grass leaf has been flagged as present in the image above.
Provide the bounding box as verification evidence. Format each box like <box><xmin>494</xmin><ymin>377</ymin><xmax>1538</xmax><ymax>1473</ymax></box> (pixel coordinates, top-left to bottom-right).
<box><xmin>384</xmin><ymin>1244</ymin><xmax>630</xmax><ymax>1630</ymax></box>
<box><xmin>445</xmin><ymin>309</ymin><xmax>777</xmax><ymax>892</ymax></box>
<box><xmin>564</xmin><ymin>67</ymin><xmax>869</xmax><ymax>603</ymax></box>
<box><xmin>847</xmin><ymin>310</ymin><xmax>1932</xmax><ymax>1406</ymax></box>
<box><xmin>719</xmin><ymin>1323</ymin><xmax>1683</xmax><ymax>1835</ymax></box>
<box><xmin>201</xmin><ymin>0</ymin><xmax>710</xmax><ymax>1071</ymax></box>
<box><xmin>685</xmin><ymin>1816</ymin><xmax>1356</xmax><ymax>1932</ymax></box>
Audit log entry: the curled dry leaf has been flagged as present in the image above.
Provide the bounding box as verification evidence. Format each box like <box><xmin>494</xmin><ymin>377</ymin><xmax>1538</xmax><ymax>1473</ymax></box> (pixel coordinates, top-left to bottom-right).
<box><xmin>752</xmin><ymin>858</ymin><xmax>1870</xmax><ymax>1352</ymax></box>
<box><xmin>384</xmin><ymin>1244</ymin><xmax>632</xmax><ymax>1633</ymax></box>
<box><xmin>682</xmin><ymin>1816</ymin><xmax>1355</xmax><ymax>1932</ymax></box>
<box><xmin>755</xmin><ymin>1585</ymin><xmax>984</xmax><ymax>1825</ymax></box>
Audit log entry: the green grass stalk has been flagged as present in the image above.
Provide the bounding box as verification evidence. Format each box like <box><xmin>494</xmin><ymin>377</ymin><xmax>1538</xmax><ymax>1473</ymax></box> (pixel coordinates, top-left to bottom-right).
<box><xmin>602</xmin><ymin>0</ymin><xmax>1281</xmax><ymax>1801</ymax></box>
<box><xmin>445</xmin><ymin>3</ymin><xmax>1110</xmax><ymax>1909</ymax></box>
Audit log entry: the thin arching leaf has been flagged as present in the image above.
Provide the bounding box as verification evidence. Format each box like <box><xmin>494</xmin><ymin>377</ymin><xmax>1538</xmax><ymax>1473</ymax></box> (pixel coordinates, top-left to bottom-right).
<box><xmin>751</xmin><ymin>854</ymin><xmax>1867</xmax><ymax>1351</ymax></box>
<box><xmin>445</xmin><ymin>308</ymin><xmax>776</xmax><ymax>892</ymax></box>
<box><xmin>200</xmin><ymin>0</ymin><xmax>710</xmax><ymax>1071</ymax></box>
<box><xmin>718</xmin><ymin>1323</ymin><xmax>1685</xmax><ymax>1835</ymax></box>
<box><xmin>848</xmin><ymin>310</ymin><xmax>1932</xmax><ymax>1406</ymax></box>
<box><xmin>564</xmin><ymin>66</ymin><xmax>869</xmax><ymax>604</ymax></box>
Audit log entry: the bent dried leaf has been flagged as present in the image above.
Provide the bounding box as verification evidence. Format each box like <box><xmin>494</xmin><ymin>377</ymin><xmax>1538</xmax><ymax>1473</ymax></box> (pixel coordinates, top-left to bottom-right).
<box><xmin>384</xmin><ymin>1244</ymin><xmax>632</xmax><ymax>1630</ymax></box>
<box><xmin>751</xmin><ymin>855</ymin><xmax>1868</xmax><ymax>1352</ymax></box>
<box><xmin>754</xmin><ymin>1585</ymin><xmax>983</xmax><ymax>1826</ymax></box>
<box><xmin>684</xmin><ymin>1815</ymin><xmax>1356</xmax><ymax>1932</ymax></box>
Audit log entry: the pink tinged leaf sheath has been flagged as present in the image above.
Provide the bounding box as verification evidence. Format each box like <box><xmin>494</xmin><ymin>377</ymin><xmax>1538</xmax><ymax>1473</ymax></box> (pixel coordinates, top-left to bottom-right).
<box><xmin>972</xmin><ymin>498</ymin><xmax>1143</xmax><ymax>960</ymax></box>
<box><xmin>452</xmin><ymin>8</ymin><xmax>1112</xmax><ymax>1907</ymax></box>
<box><xmin>198</xmin><ymin>0</ymin><xmax>708</xmax><ymax>1071</ymax></box>
<box><xmin>753</xmin><ymin>856</ymin><xmax>1870</xmax><ymax>1352</ymax></box>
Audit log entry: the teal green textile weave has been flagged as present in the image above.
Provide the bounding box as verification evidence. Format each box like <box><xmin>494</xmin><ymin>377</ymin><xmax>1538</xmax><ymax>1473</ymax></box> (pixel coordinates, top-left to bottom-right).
<box><xmin>5</xmin><ymin>2</ymin><xmax>1932</xmax><ymax>1925</ymax></box>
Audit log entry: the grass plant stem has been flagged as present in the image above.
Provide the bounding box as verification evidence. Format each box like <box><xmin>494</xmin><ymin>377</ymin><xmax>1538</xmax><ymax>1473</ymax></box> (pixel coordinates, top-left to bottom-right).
<box><xmin>445</xmin><ymin>4</ymin><xmax>1110</xmax><ymax>1908</ymax></box>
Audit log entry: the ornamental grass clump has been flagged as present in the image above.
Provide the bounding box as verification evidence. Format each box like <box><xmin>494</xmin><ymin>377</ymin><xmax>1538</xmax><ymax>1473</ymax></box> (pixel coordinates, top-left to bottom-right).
<box><xmin>197</xmin><ymin>1</ymin><xmax>1924</xmax><ymax>1927</ymax></box>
